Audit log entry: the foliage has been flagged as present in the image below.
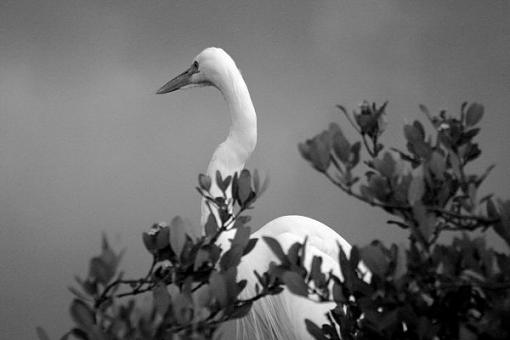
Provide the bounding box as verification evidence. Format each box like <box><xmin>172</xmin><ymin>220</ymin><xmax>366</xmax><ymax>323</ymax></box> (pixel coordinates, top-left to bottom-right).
<box><xmin>39</xmin><ymin>101</ymin><xmax>510</xmax><ymax>340</ymax></box>
<box><xmin>290</xmin><ymin>101</ymin><xmax>510</xmax><ymax>339</ymax></box>
<box><xmin>39</xmin><ymin>170</ymin><xmax>281</xmax><ymax>340</ymax></box>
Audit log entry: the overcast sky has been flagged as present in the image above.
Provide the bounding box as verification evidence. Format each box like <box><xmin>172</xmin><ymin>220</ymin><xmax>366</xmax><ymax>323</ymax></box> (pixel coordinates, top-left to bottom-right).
<box><xmin>1</xmin><ymin>1</ymin><xmax>509</xmax><ymax>338</ymax></box>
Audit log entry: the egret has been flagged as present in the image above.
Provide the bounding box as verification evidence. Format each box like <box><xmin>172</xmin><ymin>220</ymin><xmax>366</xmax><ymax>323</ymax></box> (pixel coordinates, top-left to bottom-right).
<box><xmin>157</xmin><ymin>47</ymin><xmax>363</xmax><ymax>339</ymax></box>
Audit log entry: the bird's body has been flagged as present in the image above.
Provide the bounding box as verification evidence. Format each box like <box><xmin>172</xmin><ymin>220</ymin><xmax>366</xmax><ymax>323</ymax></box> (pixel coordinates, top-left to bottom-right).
<box><xmin>157</xmin><ymin>47</ymin><xmax>360</xmax><ymax>339</ymax></box>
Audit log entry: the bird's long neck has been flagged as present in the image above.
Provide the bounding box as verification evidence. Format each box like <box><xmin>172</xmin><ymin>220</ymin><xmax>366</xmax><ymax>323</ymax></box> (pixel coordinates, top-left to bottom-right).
<box><xmin>219</xmin><ymin>69</ymin><xmax>257</xmax><ymax>162</ymax></box>
<box><xmin>201</xmin><ymin>66</ymin><xmax>257</xmax><ymax>240</ymax></box>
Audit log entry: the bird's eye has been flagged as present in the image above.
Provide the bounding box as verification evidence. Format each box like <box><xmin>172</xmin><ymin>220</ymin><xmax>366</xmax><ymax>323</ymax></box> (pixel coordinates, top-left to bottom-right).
<box><xmin>193</xmin><ymin>61</ymin><xmax>199</xmax><ymax>69</ymax></box>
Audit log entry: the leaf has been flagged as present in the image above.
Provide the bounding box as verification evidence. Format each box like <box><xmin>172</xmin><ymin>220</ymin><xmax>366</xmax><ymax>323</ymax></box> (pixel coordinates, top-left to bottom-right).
<box><xmin>70</xmin><ymin>299</ymin><xmax>95</xmax><ymax>328</ymax></box>
<box><xmin>393</xmin><ymin>243</ymin><xmax>407</xmax><ymax>280</ymax></box>
<box><xmin>229</xmin><ymin>301</ymin><xmax>253</xmax><ymax>319</ymax></box>
<box><xmin>350</xmin><ymin>141</ymin><xmax>361</xmax><ymax>167</ymax></box>
<box><xmin>287</xmin><ymin>242</ymin><xmax>302</xmax><ymax>266</ymax></box>
<box><xmin>281</xmin><ymin>271</ymin><xmax>308</xmax><ymax>296</ymax></box>
<box><xmin>465</xmin><ymin>103</ymin><xmax>484</xmax><ymax>126</ymax></box>
<box><xmin>404</xmin><ymin>122</ymin><xmax>423</xmax><ymax>143</ymax></box>
<box><xmin>237</xmin><ymin>169</ymin><xmax>252</xmax><ymax>205</ymax></box>
<box><xmin>486</xmin><ymin>198</ymin><xmax>499</xmax><ymax>219</ymax></box>
<box><xmin>219</xmin><ymin>245</ymin><xmax>243</xmax><ymax>271</ymax></box>
<box><xmin>374</xmin><ymin>152</ymin><xmax>396</xmax><ymax>178</ymax></box>
<box><xmin>298</xmin><ymin>142</ymin><xmax>312</xmax><ymax>162</ymax></box>
<box><xmin>69</xmin><ymin>328</ymin><xmax>88</xmax><ymax>340</ymax></box>
<box><xmin>493</xmin><ymin>199</ymin><xmax>510</xmax><ymax>247</ymax></box>
<box><xmin>305</xmin><ymin>319</ymin><xmax>329</xmax><ymax>340</ymax></box>
<box><xmin>350</xmin><ymin>246</ymin><xmax>360</xmax><ymax>270</ymax></box>
<box><xmin>332</xmin><ymin>281</ymin><xmax>346</xmax><ymax>303</ymax></box>
<box><xmin>204</xmin><ymin>213</ymin><xmax>218</xmax><ymax>237</ymax></box>
<box><xmin>360</xmin><ymin>242</ymin><xmax>388</xmax><ymax>277</ymax></box>
<box><xmin>216</xmin><ymin>171</ymin><xmax>232</xmax><ymax>193</ymax></box>
<box><xmin>309</xmin><ymin>131</ymin><xmax>331</xmax><ymax>172</ymax></box>
<box><xmin>89</xmin><ymin>257</ymin><xmax>114</xmax><ymax>286</ymax></box>
<box><xmin>152</xmin><ymin>282</ymin><xmax>171</xmax><ymax>316</ymax></box>
<box><xmin>194</xmin><ymin>248</ymin><xmax>211</xmax><ymax>270</ymax></box>
<box><xmin>332</xmin><ymin>129</ymin><xmax>351</xmax><ymax>163</ymax></box>
<box><xmin>209</xmin><ymin>271</ymin><xmax>227</xmax><ymax>307</ymax></box>
<box><xmin>310</xmin><ymin>256</ymin><xmax>326</xmax><ymax>288</ymax></box>
<box><xmin>170</xmin><ymin>216</ymin><xmax>188</xmax><ymax>258</ymax></box>
<box><xmin>407</xmin><ymin>173</ymin><xmax>425</xmax><ymax>205</ymax></box>
<box><xmin>193</xmin><ymin>284</ymin><xmax>212</xmax><ymax>308</ymax></box>
<box><xmin>262</xmin><ymin>236</ymin><xmax>288</xmax><ymax>265</ymax></box>
<box><xmin>428</xmin><ymin>151</ymin><xmax>446</xmax><ymax>180</ymax></box>
<box><xmin>198</xmin><ymin>173</ymin><xmax>211</xmax><ymax>191</ymax></box>
<box><xmin>232</xmin><ymin>225</ymin><xmax>251</xmax><ymax>248</ymax></box>
<box><xmin>155</xmin><ymin>225</ymin><xmax>170</xmax><ymax>250</ymax></box>
<box><xmin>142</xmin><ymin>231</ymin><xmax>157</xmax><ymax>252</ymax></box>
<box><xmin>173</xmin><ymin>292</ymin><xmax>192</xmax><ymax>324</ymax></box>
<box><xmin>36</xmin><ymin>327</ymin><xmax>51</xmax><ymax>340</ymax></box>
<box><xmin>413</xmin><ymin>203</ymin><xmax>435</xmax><ymax>241</ymax></box>
<box><xmin>242</xmin><ymin>238</ymin><xmax>258</xmax><ymax>256</ymax></box>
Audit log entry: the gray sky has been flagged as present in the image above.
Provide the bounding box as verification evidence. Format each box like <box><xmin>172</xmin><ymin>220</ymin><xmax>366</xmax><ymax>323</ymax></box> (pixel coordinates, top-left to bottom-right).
<box><xmin>1</xmin><ymin>1</ymin><xmax>509</xmax><ymax>338</ymax></box>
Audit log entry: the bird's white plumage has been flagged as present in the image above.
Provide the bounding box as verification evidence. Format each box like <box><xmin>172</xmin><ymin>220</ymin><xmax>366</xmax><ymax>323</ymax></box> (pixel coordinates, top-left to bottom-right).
<box><xmin>160</xmin><ymin>47</ymin><xmax>367</xmax><ymax>339</ymax></box>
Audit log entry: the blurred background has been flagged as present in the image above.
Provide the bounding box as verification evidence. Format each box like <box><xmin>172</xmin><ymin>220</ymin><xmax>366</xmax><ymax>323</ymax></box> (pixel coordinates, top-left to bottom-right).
<box><xmin>1</xmin><ymin>1</ymin><xmax>509</xmax><ymax>338</ymax></box>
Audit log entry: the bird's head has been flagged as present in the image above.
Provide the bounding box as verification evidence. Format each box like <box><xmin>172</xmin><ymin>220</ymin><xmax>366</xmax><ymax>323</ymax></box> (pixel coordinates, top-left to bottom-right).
<box><xmin>156</xmin><ymin>47</ymin><xmax>237</xmax><ymax>94</ymax></box>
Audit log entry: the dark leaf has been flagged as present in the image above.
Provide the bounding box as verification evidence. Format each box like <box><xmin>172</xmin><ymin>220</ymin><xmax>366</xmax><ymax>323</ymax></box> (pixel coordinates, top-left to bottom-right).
<box><xmin>229</xmin><ymin>301</ymin><xmax>253</xmax><ymax>320</ymax></box>
<box><xmin>209</xmin><ymin>271</ymin><xmax>227</xmax><ymax>307</ymax></box>
<box><xmin>494</xmin><ymin>199</ymin><xmax>510</xmax><ymax>247</ymax></box>
<box><xmin>204</xmin><ymin>214</ymin><xmax>218</xmax><ymax>237</ymax></box>
<box><xmin>287</xmin><ymin>242</ymin><xmax>302</xmax><ymax>266</ymax></box>
<box><xmin>173</xmin><ymin>292</ymin><xmax>192</xmax><ymax>324</ymax></box>
<box><xmin>242</xmin><ymin>238</ymin><xmax>258</xmax><ymax>256</ymax></box>
<box><xmin>142</xmin><ymin>231</ymin><xmax>157</xmax><ymax>252</ymax></box>
<box><xmin>427</xmin><ymin>151</ymin><xmax>446</xmax><ymax>180</ymax></box>
<box><xmin>70</xmin><ymin>299</ymin><xmax>95</xmax><ymax>328</ymax></box>
<box><xmin>408</xmin><ymin>174</ymin><xmax>425</xmax><ymax>205</ymax></box>
<box><xmin>198</xmin><ymin>173</ymin><xmax>211</xmax><ymax>191</ymax></box>
<box><xmin>216</xmin><ymin>171</ymin><xmax>232</xmax><ymax>193</ymax></box>
<box><xmin>374</xmin><ymin>152</ymin><xmax>396</xmax><ymax>178</ymax></box>
<box><xmin>305</xmin><ymin>319</ymin><xmax>329</xmax><ymax>340</ymax></box>
<box><xmin>219</xmin><ymin>245</ymin><xmax>243</xmax><ymax>271</ymax></box>
<box><xmin>332</xmin><ymin>281</ymin><xmax>346</xmax><ymax>303</ymax></box>
<box><xmin>237</xmin><ymin>169</ymin><xmax>252</xmax><ymax>205</ymax></box>
<box><xmin>393</xmin><ymin>243</ymin><xmax>407</xmax><ymax>280</ymax></box>
<box><xmin>69</xmin><ymin>328</ymin><xmax>88</xmax><ymax>340</ymax></box>
<box><xmin>350</xmin><ymin>141</ymin><xmax>362</xmax><ymax>167</ymax></box>
<box><xmin>466</xmin><ymin>103</ymin><xmax>484</xmax><ymax>126</ymax></box>
<box><xmin>298</xmin><ymin>142</ymin><xmax>312</xmax><ymax>162</ymax></box>
<box><xmin>332</xmin><ymin>129</ymin><xmax>351</xmax><ymax>163</ymax></box>
<box><xmin>194</xmin><ymin>284</ymin><xmax>212</xmax><ymax>308</ymax></box>
<box><xmin>36</xmin><ymin>327</ymin><xmax>51</xmax><ymax>340</ymax></box>
<box><xmin>170</xmin><ymin>216</ymin><xmax>188</xmax><ymax>258</ymax></box>
<box><xmin>89</xmin><ymin>257</ymin><xmax>114</xmax><ymax>286</ymax></box>
<box><xmin>404</xmin><ymin>122</ymin><xmax>423</xmax><ymax>143</ymax></box>
<box><xmin>232</xmin><ymin>225</ymin><xmax>251</xmax><ymax>248</ymax></box>
<box><xmin>350</xmin><ymin>246</ymin><xmax>360</xmax><ymax>270</ymax></box>
<box><xmin>413</xmin><ymin>203</ymin><xmax>435</xmax><ymax>241</ymax></box>
<box><xmin>152</xmin><ymin>282</ymin><xmax>171</xmax><ymax>316</ymax></box>
<box><xmin>309</xmin><ymin>132</ymin><xmax>331</xmax><ymax>172</ymax></box>
<box><xmin>310</xmin><ymin>256</ymin><xmax>326</xmax><ymax>288</ymax></box>
<box><xmin>154</xmin><ymin>225</ymin><xmax>170</xmax><ymax>250</ymax></box>
<box><xmin>360</xmin><ymin>242</ymin><xmax>389</xmax><ymax>277</ymax></box>
<box><xmin>262</xmin><ymin>236</ymin><xmax>288</xmax><ymax>265</ymax></box>
<box><xmin>281</xmin><ymin>271</ymin><xmax>308</xmax><ymax>296</ymax></box>
<box><xmin>194</xmin><ymin>248</ymin><xmax>211</xmax><ymax>270</ymax></box>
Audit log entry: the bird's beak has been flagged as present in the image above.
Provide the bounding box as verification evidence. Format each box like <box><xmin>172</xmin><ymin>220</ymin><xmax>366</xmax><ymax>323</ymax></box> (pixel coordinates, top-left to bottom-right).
<box><xmin>156</xmin><ymin>67</ymin><xmax>193</xmax><ymax>94</ymax></box>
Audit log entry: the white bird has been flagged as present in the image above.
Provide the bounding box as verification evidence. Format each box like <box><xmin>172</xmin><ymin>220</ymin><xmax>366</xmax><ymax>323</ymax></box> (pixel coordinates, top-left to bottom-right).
<box><xmin>157</xmin><ymin>47</ymin><xmax>363</xmax><ymax>340</ymax></box>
